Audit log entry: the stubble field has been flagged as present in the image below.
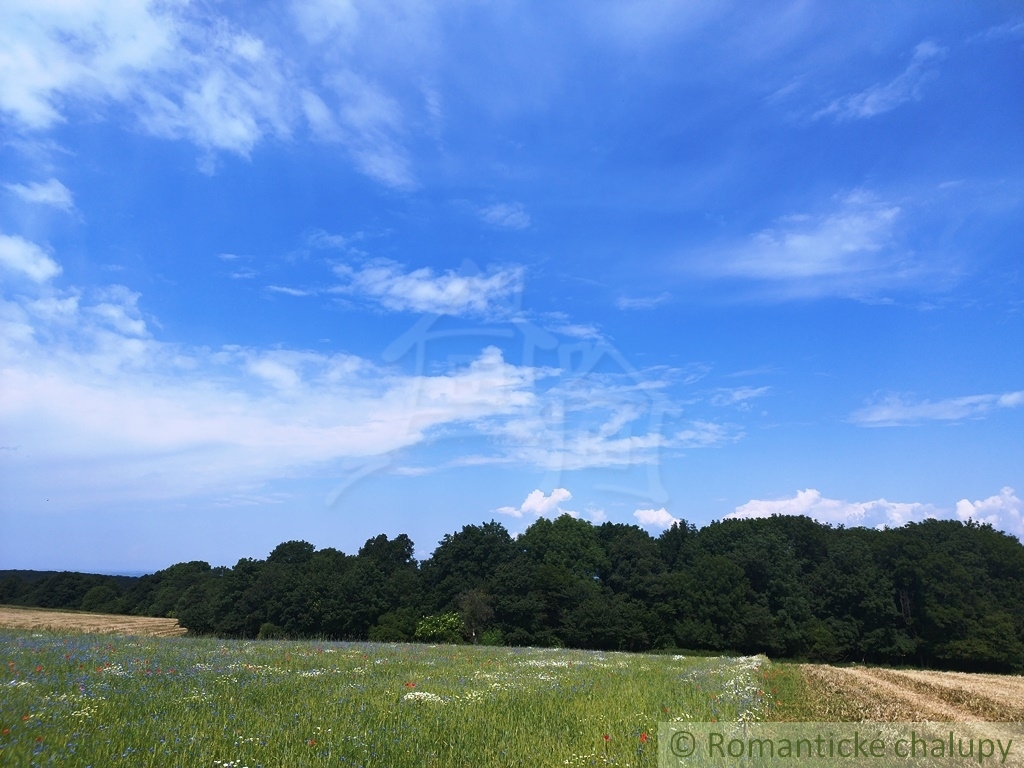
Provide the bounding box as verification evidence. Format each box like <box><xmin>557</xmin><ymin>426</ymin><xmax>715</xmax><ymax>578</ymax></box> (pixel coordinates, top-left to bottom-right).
<box><xmin>0</xmin><ymin>606</ymin><xmax>186</xmax><ymax>637</ymax></box>
<box><xmin>798</xmin><ymin>664</ymin><xmax>1024</xmax><ymax>722</ymax></box>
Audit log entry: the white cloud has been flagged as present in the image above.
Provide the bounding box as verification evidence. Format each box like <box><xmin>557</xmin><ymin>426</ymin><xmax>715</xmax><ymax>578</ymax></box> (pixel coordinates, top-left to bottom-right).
<box><xmin>478</xmin><ymin>202</ymin><xmax>530</xmax><ymax>230</ymax></box>
<box><xmin>138</xmin><ymin>29</ymin><xmax>295</xmax><ymax>160</ymax></box>
<box><xmin>0</xmin><ymin>233</ymin><xmax>61</xmax><ymax>282</ymax></box>
<box><xmin>816</xmin><ymin>41</ymin><xmax>946</xmax><ymax>121</ymax></box>
<box><xmin>549</xmin><ymin>323</ymin><xmax>603</xmax><ymax>340</ymax></box>
<box><xmin>616</xmin><ymin>293</ymin><xmax>671</xmax><ymax>310</ymax></box>
<box><xmin>727</xmin><ymin>489</ymin><xmax>940</xmax><ymax>528</ymax></box>
<box><xmin>0</xmin><ymin>262</ymin><xmax>553</xmax><ymax>507</ymax></box>
<box><xmin>633</xmin><ymin>507</ymin><xmax>680</xmax><ymax>530</ymax></box>
<box><xmin>956</xmin><ymin>487</ymin><xmax>1023</xmax><ymax>538</ymax></box>
<box><xmin>302</xmin><ymin>73</ymin><xmax>415</xmax><ymax>189</ymax></box>
<box><xmin>89</xmin><ymin>285</ymin><xmax>147</xmax><ymax>337</ymax></box>
<box><xmin>0</xmin><ymin>1</ymin><xmax>421</xmax><ymax>186</ymax></box>
<box><xmin>710</xmin><ymin>386</ymin><xmax>769</xmax><ymax>407</ymax></box>
<box><xmin>4</xmin><ymin>178</ymin><xmax>74</xmax><ymax>211</ymax></box>
<box><xmin>0</xmin><ymin>0</ymin><xmax>178</xmax><ymax>129</ymax></box>
<box><xmin>306</xmin><ymin>229</ymin><xmax>349</xmax><ymax>249</ymax></box>
<box><xmin>290</xmin><ymin>0</ymin><xmax>360</xmax><ymax>46</ymax></box>
<box><xmin>704</xmin><ymin>191</ymin><xmax>914</xmax><ymax>297</ymax></box>
<box><xmin>850</xmin><ymin>390</ymin><xmax>1024</xmax><ymax>427</ymax></box>
<box><xmin>674</xmin><ymin>421</ymin><xmax>737</xmax><ymax>449</ymax></box>
<box><xmin>333</xmin><ymin>260</ymin><xmax>524</xmax><ymax>316</ymax></box>
<box><xmin>267</xmin><ymin>285</ymin><xmax>316</xmax><ymax>297</ymax></box>
<box><xmin>0</xmin><ymin>341</ymin><xmax>540</xmax><ymax>506</ymax></box>
<box><xmin>496</xmin><ymin>488</ymin><xmax>574</xmax><ymax>518</ymax></box>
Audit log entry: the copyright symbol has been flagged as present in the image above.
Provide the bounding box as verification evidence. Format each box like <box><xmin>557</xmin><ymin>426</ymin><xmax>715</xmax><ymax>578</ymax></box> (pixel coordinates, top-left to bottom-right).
<box><xmin>670</xmin><ymin>730</ymin><xmax>696</xmax><ymax>758</ymax></box>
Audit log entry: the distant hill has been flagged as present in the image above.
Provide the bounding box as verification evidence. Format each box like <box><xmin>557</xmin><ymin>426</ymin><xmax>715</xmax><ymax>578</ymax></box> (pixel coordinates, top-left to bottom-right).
<box><xmin>0</xmin><ymin>570</ymin><xmax>141</xmax><ymax>587</ymax></box>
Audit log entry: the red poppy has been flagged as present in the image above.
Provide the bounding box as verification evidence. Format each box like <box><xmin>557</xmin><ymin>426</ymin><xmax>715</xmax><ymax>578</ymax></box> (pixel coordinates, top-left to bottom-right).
<box><xmin>640</xmin><ymin>733</ymin><xmax>649</xmax><ymax>744</ymax></box>
<box><xmin>404</xmin><ymin>681</ymin><xmax>415</xmax><ymax>688</ymax></box>
<box><xmin>308</xmin><ymin>739</ymin><xmax>316</xmax><ymax>746</ymax></box>
<box><xmin>2</xmin><ymin>728</ymin><xmax>10</xmax><ymax>735</ymax></box>
<box><xmin>35</xmin><ymin>665</ymin><xmax>43</xmax><ymax>673</ymax></box>
<box><xmin>603</xmin><ymin>734</ymin><xmax>610</xmax><ymax>742</ymax></box>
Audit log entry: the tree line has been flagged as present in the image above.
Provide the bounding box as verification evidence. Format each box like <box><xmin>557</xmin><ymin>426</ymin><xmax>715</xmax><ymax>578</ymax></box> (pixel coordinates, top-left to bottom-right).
<box><xmin>2</xmin><ymin>515</ymin><xmax>1022</xmax><ymax>672</ymax></box>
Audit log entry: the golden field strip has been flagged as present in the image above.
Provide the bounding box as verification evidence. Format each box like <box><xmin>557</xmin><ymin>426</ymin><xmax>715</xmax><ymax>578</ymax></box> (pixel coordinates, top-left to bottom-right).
<box><xmin>799</xmin><ymin>664</ymin><xmax>1024</xmax><ymax>721</ymax></box>
<box><xmin>0</xmin><ymin>605</ymin><xmax>186</xmax><ymax>637</ymax></box>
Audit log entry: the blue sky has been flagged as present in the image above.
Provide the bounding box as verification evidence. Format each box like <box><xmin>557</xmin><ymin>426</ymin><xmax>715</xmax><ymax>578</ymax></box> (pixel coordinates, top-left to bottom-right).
<box><xmin>1</xmin><ymin>1</ymin><xmax>1022</xmax><ymax>573</ymax></box>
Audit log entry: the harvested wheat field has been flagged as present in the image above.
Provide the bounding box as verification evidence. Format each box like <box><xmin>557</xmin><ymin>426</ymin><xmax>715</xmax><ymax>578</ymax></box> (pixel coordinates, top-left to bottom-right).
<box><xmin>0</xmin><ymin>605</ymin><xmax>186</xmax><ymax>637</ymax></box>
<box><xmin>802</xmin><ymin>663</ymin><xmax>1024</xmax><ymax>721</ymax></box>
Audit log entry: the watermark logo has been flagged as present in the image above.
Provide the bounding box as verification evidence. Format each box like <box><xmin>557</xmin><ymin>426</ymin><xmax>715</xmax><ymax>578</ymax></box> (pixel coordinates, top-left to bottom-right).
<box><xmin>659</xmin><ymin>722</ymin><xmax>1024</xmax><ymax>767</ymax></box>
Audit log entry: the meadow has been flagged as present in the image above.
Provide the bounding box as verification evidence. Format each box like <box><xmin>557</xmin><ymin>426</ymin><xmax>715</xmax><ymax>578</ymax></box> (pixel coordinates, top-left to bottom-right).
<box><xmin>0</xmin><ymin>629</ymin><xmax>777</xmax><ymax>767</ymax></box>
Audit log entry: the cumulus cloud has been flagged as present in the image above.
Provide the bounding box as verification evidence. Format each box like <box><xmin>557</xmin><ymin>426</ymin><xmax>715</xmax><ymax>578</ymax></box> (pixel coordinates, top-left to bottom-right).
<box><xmin>478</xmin><ymin>202</ymin><xmax>530</xmax><ymax>230</ymax></box>
<box><xmin>850</xmin><ymin>391</ymin><xmax>1024</xmax><ymax>427</ymax></box>
<box><xmin>816</xmin><ymin>41</ymin><xmax>946</xmax><ymax>121</ymax></box>
<box><xmin>496</xmin><ymin>488</ymin><xmax>574</xmax><ymax>518</ymax></box>
<box><xmin>727</xmin><ymin>489</ymin><xmax>940</xmax><ymax>528</ymax></box>
<box><xmin>4</xmin><ymin>178</ymin><xmax>74</xmax><ymax>211</ymax></box>
<box><xmin>633</xmin><ymin>507</ymin><xmax>680</xmax><ymax>530</ymax></box>
<box><xmin>956</xmin><ymin>487</ymin><xmax>1023</xmax><ymax>538</ymax></box>
<box><xmin>0</xmin><ymin>233</ymin><xmax>61</xmax><ymax>282</ymax></box>
<box><xmin>333</xmin><ymin>260</ymin><xmax>524</xmax><ymax>316</ymax></box>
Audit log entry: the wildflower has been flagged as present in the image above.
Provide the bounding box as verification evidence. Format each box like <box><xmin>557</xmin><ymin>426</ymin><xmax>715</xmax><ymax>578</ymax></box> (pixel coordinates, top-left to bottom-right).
<box><xmin>308</xmin><ymin>739</ymin><xmax>316</xmax><ymax>746</ymax></box>
<box><xmin>640</xmin><ymin>733</ymin><xmax>648</xmax><ymax>744</ymax></box>
<box><xmin>35</xmin><ymin>665</ymin><xmax>43</xmax><ymax>673</ymax></box>
<box><xmin>603</xmin><ymin>734</ymin><xmax>610</xmax><ymax>742</ymax></box>
<box><xmin>404</xmin><ymin>681</ymin><xmax>415</xmax><ymax>688</ymax></box>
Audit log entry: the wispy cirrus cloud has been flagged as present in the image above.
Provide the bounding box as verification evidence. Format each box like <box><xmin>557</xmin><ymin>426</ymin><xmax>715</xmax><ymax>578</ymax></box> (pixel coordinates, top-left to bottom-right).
<box><xmin>478</xmin><ymin>202</ymin><xmax>530</xmax><ymax>230</ymax></box>
<box><xmin>4</xmin><ymin>178</ymin><xmax>74</xmax><ymax>211</ymax></box>
<box><xmin>301</xmin><ymin>74</ymin><xmax>414</xmax><ymax>190</ymax></box>
<box><xmin>267</xmin><ymin>285</ymin><xmax>316</xmax><ymax>297</ymax></box>
<box><xmin>1</xmin><ymin>263</ymin><xmax>546</xmax><ymax>507</ymax></box>
<box><xmin>616</xmin><ymin>293</ymin><xmax>671</xmax><ymax>310</ymax></box>
<box><xmin>0</xmin><ymin>0</ymin><xmax>177</xmax><ymax>129</ymax></box>
<box><xmin>1</xmin><ymin>1</ymin><xmax>420</xmax><ymax>186</ymax></box>
<box><xmin>710</xmin><ymin>386</ymin><xmax>769</xmax><ymax>407</ymax></box>
<box><xmin>697</xmin><ymin>190</ymin><xmax>934</xmax><ymax>299</ymax></box>
<box><xmin>332</xmin><ymin>259</ymin><xmax>525</xmax><ymax>316</ymax></box>
<box><xmin>850</xmin><ymin>390</ymin><xmax>1024</xmax><ymax>427</ymax></box>
<box><xmin>815</xmin><ymin>41</ymin><xmax>946</xmax><ymax>121</ymax></box>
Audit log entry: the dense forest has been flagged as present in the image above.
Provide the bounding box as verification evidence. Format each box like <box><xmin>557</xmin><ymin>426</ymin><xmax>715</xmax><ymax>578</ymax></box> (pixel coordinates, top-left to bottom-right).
<box><xmin>3</xmin><ymin>515</ymin><xmax>1023</xmax><ymax>672</ymax></box>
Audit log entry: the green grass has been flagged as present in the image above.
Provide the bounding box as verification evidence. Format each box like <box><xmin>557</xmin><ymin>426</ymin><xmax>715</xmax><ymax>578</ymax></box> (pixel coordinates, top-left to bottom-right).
<box><xmin>1</xmin><ymin>629</ymin><xmax>777</xmax><ymax>767</ymax></box>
